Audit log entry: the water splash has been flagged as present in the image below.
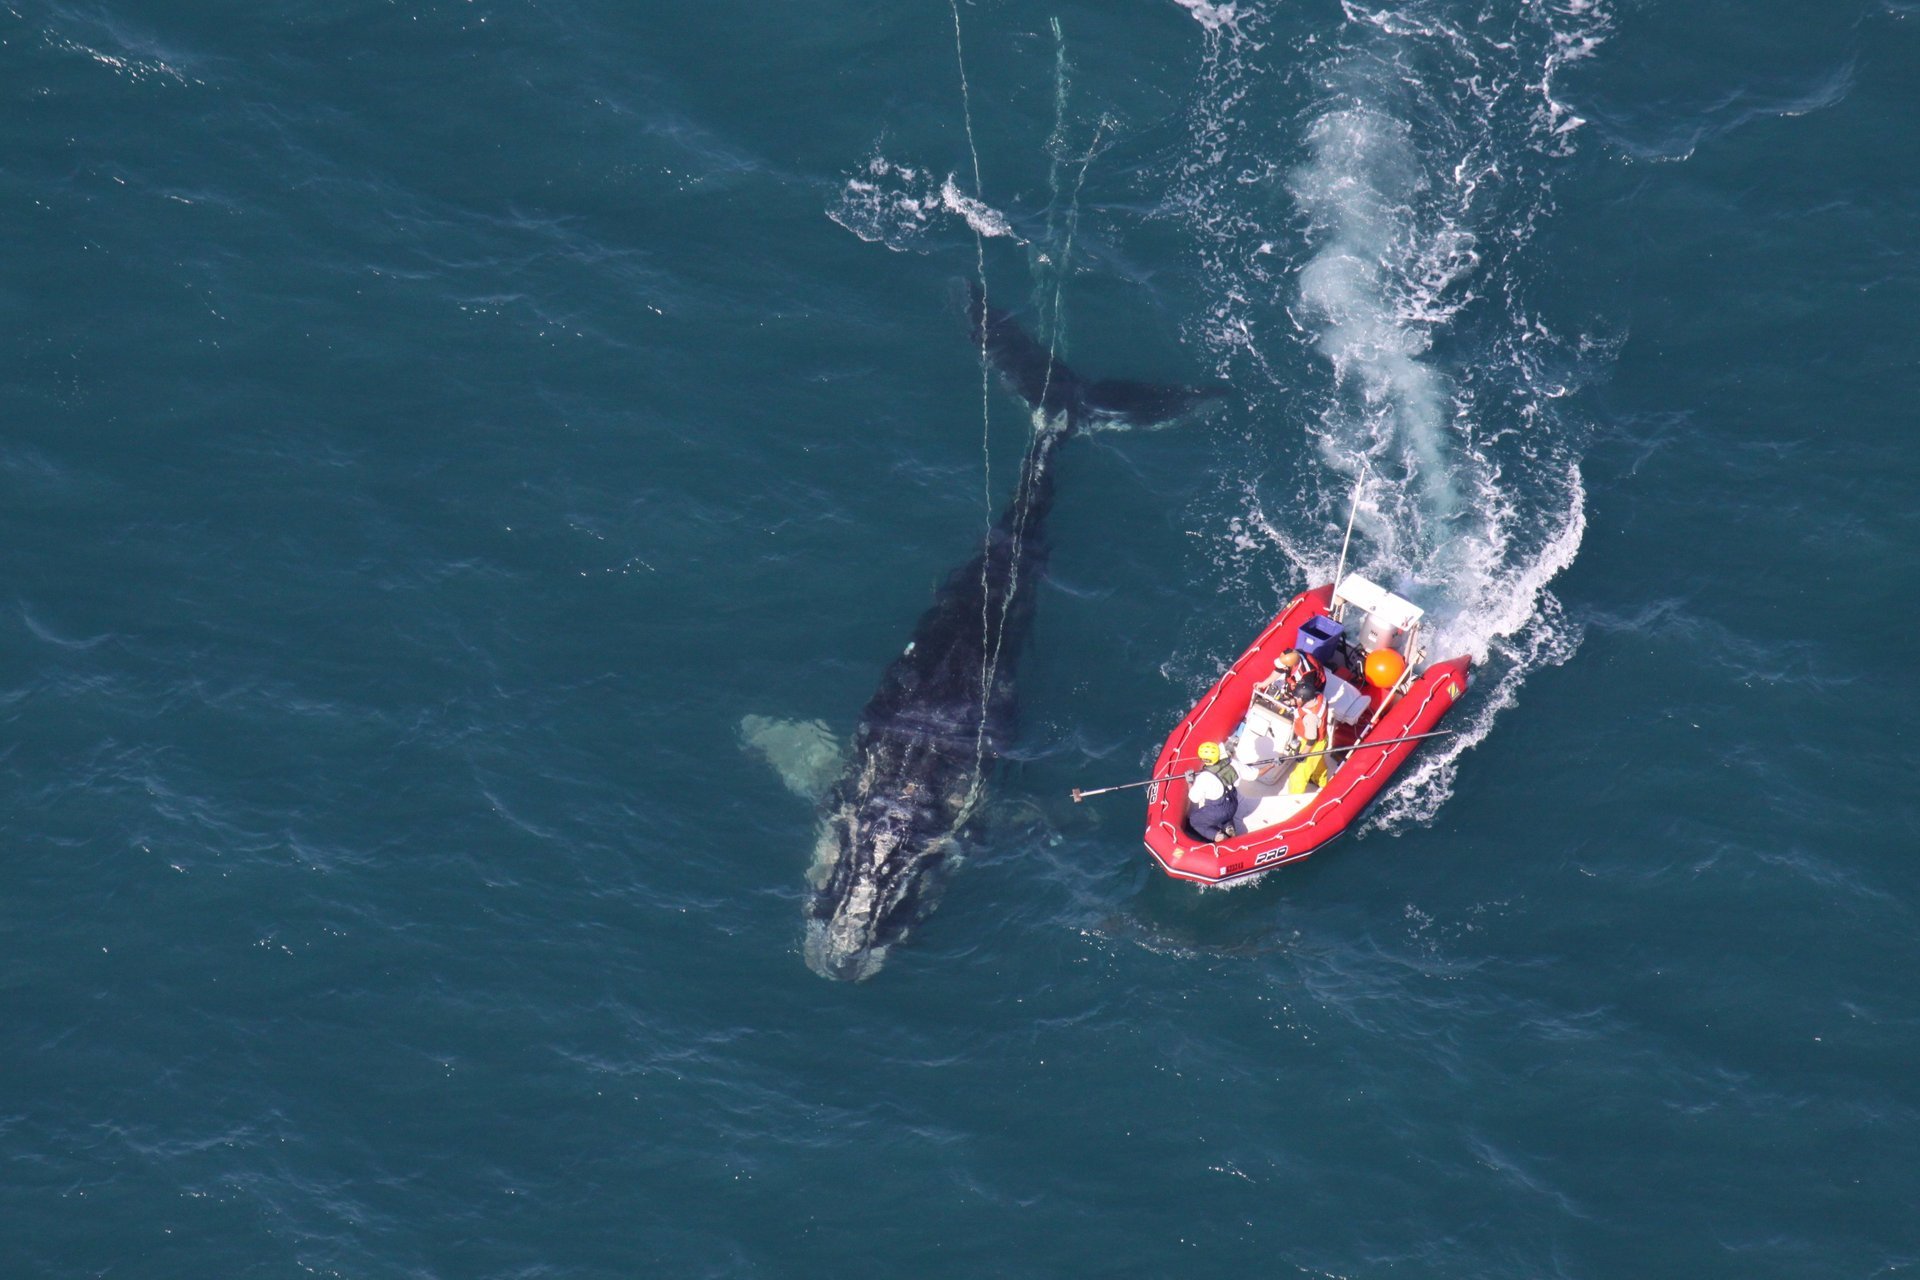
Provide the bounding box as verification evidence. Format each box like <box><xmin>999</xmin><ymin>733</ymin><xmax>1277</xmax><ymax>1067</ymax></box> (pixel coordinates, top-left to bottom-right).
<box><xmin>940</xmin><ymin>175</ymin><xmax>1023</xmax><ymax>243</ymax></box>
<box><xmin>1172</xmin><ymin>0</ymin><xmax>1243</xmax><ymax>35</ymax></box>
<box><xmin>827</xmin><ymin>155</ymin><xmax>1022</xmax><ymax>251</ymax></box>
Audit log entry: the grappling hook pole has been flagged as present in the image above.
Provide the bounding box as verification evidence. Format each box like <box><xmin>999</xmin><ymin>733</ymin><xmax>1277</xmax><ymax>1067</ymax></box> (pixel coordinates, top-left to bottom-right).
<box><xmin>1332</xmin><ymin>464</ymin><xmax>1367</xmax><ymax>608</ymax></box>
<box><xmin>1070</xmin><ymin>729</ymin><xmax>1455</xmax><ymax>803</ymax></box>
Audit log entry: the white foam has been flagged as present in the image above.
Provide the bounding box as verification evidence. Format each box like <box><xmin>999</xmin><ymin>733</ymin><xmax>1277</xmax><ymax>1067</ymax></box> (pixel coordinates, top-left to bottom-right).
<box><xmin>826</xmin><ymin>153</ymin><xmax>1025</xmax><ymax>250</ymax></box>
<box><xmin>1172</xmin><ymin>0</ymin><xmax>1242</xmax><ymax>34</ymax></box>
<box><xmin>826</xmin><ymin>155</ymin><xmax>935</xmax><ymax>251</ymax></box>
<box><xmin>939</xmin><ymin>175</ymin><xmax>1023</xmax><ymax>242</ymax></box>
<box><xmin>1289</xmin><ymin>106</ymin><xmax>1477</xmax><ymax>530</ymax></box>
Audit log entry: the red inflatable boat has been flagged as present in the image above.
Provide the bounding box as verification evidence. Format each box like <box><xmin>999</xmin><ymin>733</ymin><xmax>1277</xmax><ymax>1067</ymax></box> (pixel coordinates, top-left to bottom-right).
<box><xmin>1142</xmin><ymin>574</ymin><xmax>1470</xmax><ymax>885</ymax></box>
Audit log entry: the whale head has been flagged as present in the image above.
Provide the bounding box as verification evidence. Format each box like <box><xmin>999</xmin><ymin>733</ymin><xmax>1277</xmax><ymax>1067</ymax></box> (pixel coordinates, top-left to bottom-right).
<box><xmin>802</xmin><ymin>769</ymin><xmax>962</xmax><ymax>982</ymax></box>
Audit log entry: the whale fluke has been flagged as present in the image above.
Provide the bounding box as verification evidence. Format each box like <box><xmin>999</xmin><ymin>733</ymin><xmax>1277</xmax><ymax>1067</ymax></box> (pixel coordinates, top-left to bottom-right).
<box><xmin>966</xmin><ymin>283</ymin><xmax>1229</xmax><ymax>430</ymax></box>
<box><xmin>1082</xmin><ymin>377</ymin><xmax>1229</xmax><ymax>427</ymax></box>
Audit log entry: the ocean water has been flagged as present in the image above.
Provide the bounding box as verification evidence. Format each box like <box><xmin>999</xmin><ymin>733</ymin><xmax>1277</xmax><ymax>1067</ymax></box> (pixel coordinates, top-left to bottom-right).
<box><xmin>3</xmin><ymin>0</ymin><xmax>1918</xmax><ymax>1275</ymax></box>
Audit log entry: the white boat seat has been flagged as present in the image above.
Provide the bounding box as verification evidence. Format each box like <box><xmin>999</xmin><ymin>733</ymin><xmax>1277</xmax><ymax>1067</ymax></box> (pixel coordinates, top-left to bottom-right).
<box><xmin>1233</xmin><ymin>727</ymin><xmax>1285</xmax><ymax>789</ymax></box>
<box><xmin>1244</xmin><ymin>699</ymin><xmax>1294</xmax><ymax>747</ymax></box>
<box><xmin>1324</xmin><ymin>673</ymin><xmax>1370</xmax><ymax>726</ymax></box>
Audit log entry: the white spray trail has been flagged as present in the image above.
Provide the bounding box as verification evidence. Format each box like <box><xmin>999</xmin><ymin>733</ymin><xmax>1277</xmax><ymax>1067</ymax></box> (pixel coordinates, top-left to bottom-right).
<box><xmin>1290</xmin><ymin>106</ymin><xmax>1473</xmax><ymax>557</ymax></box>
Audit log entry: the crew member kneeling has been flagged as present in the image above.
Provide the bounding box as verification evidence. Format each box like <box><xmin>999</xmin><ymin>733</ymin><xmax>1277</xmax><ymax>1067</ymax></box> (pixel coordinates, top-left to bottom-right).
<box><xmin>1186</xmin><ymin>769</ymin><xmax>1239</xmax><ymax>843</ymax></box>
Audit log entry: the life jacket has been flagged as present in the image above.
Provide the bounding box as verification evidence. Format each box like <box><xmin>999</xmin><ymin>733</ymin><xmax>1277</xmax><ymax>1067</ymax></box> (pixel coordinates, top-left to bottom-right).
<box><xmin>1261</xmin><ymin>653</ymin><xmax>1323</xmax><ymax>706</ymax></box>
<box><xmin>1294</xmin><ymin>693</ymin><xmax>1328</xmax><ymax>744</ymax></box>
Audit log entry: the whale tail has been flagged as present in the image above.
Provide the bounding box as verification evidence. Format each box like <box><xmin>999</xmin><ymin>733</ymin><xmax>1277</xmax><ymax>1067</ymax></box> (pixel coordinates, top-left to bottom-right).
<box><xmin>965</xmin><ymin>283</ymin><xmax>1228</xmax><ymax>431</ymax></box>
<box><xmin>1080</xmin><ymin>377</ymin><xmax>1228</xmax><ymax>429</ymax></box>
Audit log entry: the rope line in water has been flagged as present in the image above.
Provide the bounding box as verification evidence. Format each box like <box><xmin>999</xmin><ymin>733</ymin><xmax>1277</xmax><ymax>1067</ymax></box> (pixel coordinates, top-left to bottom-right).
<box><xmin>984</xmin><ymin>107</ymin><xmax>1106</xmax><ymax>711</ymax></box>
<box><xmin>948</xmin><ymin>0</ymin><xmax>998</xmax><ymax>804</ymax></box>
<box><xmin>946</xmin><ymin>11</ymin><xmax>1106</xmax><ymax>814</ymax></box>
<box><xmin>979</xmin><ymin>31</ymin><xmax>1075</xmax><ymax>749</ymax></box>
<box><xmin>971</xmin><ymin>23</ymin><xmax>1107</xmax><ymax>819</ymax></box>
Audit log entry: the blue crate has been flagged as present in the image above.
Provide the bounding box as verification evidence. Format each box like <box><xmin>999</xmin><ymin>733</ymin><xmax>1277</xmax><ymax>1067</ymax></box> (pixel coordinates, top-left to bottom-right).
<box><xmin>1296</xmin><ymin>614</ymin><xmax>1344</xmax><ymax>664</ymax></box>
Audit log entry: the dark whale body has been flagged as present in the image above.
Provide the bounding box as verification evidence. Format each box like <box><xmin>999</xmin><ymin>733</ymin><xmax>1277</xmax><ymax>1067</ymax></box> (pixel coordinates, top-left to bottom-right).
<box><xmin>970</xmin><ymin>285</ymin><xmax>1228</xmax><ymax>427</ymax></box>
<box><xmin>803</xmin><ymin>288</ymin><xmax>1222</xmax><ymax>980</ymax></box>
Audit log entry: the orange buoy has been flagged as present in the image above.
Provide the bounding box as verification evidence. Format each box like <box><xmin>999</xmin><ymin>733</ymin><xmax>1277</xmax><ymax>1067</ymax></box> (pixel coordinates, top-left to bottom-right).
<box><xmin>1364</xmin><ymin>648</ymin><xmax>1407</xmax><ymax>689</ymax></box>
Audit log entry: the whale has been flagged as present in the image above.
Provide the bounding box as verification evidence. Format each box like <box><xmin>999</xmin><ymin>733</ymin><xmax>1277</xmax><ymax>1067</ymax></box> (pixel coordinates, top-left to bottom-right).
<box><xmin>746</xmin><ymin>286</ymin><xmax>1223</xmax><ymax>981</ymax></box>
<box><xmin>966</xmin><ymin>285</ymin><xmax>1228</xmax><ymax>430</ymax></box>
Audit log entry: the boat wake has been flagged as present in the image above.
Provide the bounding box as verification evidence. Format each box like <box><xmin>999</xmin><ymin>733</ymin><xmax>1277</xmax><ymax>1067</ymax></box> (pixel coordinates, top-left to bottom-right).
<box><xmin>1170</xmin><ymin>0</ymin><xmax>1615</xmax><ymax>829</ymax></box>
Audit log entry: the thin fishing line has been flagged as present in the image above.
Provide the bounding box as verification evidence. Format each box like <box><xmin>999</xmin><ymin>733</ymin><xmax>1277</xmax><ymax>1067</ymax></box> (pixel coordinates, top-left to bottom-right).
<box><xmin>1005</xmin><ymin>113</ymin><xmax>1104</xmax><ymax>573</ymax></box>
<box><xmin>992</xmin><ymin>115</ymin><xmax>1104</xmax><ymax>600</ymax></box>
<box><xmin>978</xmin><ymin>21</ymin><xmax>1072</xmax><ymax>751</ymax></box>
<box><xmin>949</xmin><ymin>0</ymin><xmax>998</xmax><ymax>798</ymax></box>
<box><xmin>976</xmin><ymin>23</ymin><xmax>1086</xmax><ymax>788</ymax></box>
<box><xmin>1037</xmin><ymin>15</ymin><xmax>1070</xmax><ymax>324</ymax></box>
<box><xmin>975</xmin><ymin>107</ymin><xmax>1110</xmax><ymax>781</ymax></box>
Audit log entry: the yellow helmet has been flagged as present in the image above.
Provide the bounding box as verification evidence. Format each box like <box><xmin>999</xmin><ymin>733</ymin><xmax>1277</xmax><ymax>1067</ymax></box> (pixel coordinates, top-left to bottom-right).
<box><xmin>1196</xmin><ymin>741</ymin><xmax>1222</xmax><ymax>764</ymax></box>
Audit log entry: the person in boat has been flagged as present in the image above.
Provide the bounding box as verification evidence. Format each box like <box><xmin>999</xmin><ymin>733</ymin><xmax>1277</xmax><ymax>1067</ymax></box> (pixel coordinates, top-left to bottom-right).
<box><xmin>1186</xmin><ymin>768</ymin><xmax>1238</xmax><ymax>843</ymax></box>
<box><xmin>1195</xmin><ymin>739</ymin><xmax>1238</xmax><ymax>786</ymax></box>
<box><xmin>1257</xmin><ymin>647</ymin><xmax>1324</xmax><ymax>706</ymax></box>
<box><xmin>1286</xmin><ymin>674</ymin><xmax>1333</xmax><ymax>795</ymax></box>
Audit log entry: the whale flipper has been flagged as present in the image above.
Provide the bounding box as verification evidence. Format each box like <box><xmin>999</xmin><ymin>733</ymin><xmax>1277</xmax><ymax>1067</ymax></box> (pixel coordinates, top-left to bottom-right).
<box><xmin>741</xmin><ymin>715</ymin><xmax>845</xmax><ymax>802</ymax></box>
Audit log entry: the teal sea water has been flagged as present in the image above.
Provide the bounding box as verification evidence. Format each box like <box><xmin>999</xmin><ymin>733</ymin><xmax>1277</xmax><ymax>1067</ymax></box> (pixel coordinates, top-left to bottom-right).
<box><xmin>5</xmin><ymin>0</ymin><xmax>1919</xmax><ymax>1274</ymax></box>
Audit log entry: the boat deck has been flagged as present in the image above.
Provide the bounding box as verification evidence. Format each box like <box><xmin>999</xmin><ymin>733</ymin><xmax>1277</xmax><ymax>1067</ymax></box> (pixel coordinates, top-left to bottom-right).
<box><xmin>1235</xmin><ymin>773</ymin><xmax>1315</xmax><ymax>833</ymax></box>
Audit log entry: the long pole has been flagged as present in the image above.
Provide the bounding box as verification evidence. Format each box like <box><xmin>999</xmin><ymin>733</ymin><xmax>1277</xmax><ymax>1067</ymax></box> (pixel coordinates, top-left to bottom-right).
<box><xmin>1331</xmin><ymin>466</ymin><xmax>1366</xmax><ymax>609</ymax></box>
<box><xmin>1070</xmin><ymin>729</ymin><xmax>1453</xmax><ymax>803</ymax></box>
